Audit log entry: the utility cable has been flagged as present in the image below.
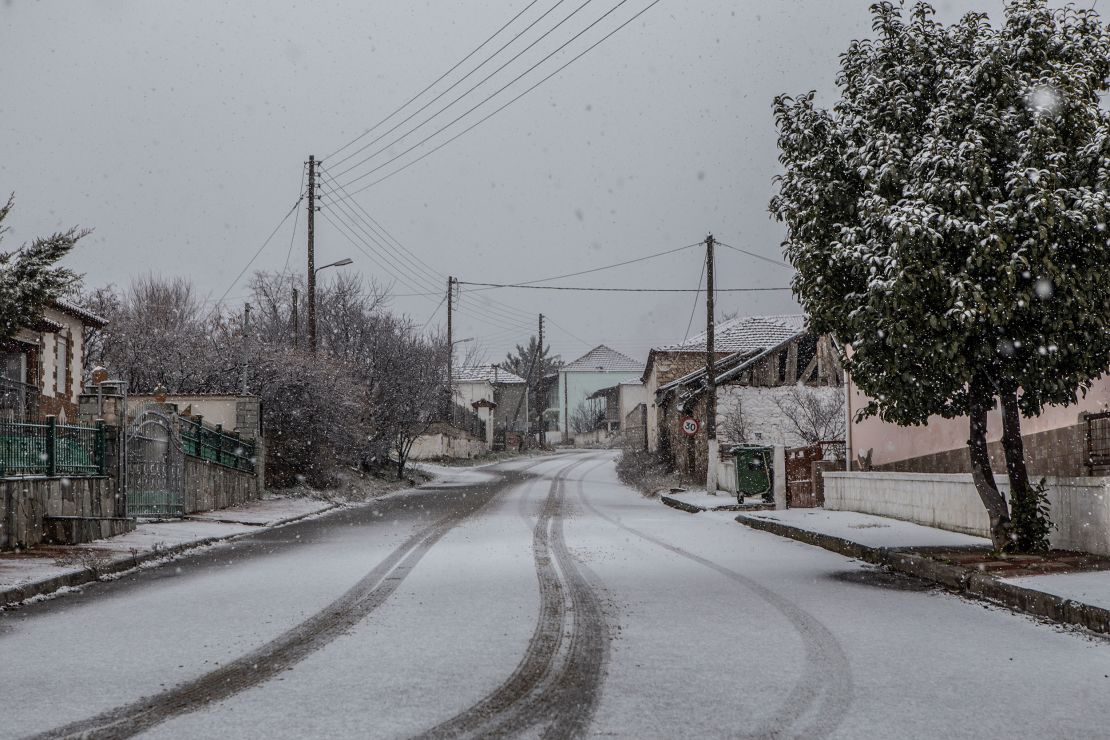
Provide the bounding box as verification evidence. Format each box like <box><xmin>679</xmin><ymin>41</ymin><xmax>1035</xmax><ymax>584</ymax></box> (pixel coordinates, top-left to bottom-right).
<box><xmin>281</xmin><ymin>163</ymin><xmax>308</xmax><ymax>275</ymax></box>
<box><xmin>716</xmin><ymin>241</ymin><xmax>795</xmax><ymax>270</ymax></box>
<box><xmin>216</xmin><ymin>196</ymin><xmax>303</xmax><ymax>307</ymax></box>
<box><xmin>333</xmin><ymin>0</ymin><xmax>656</xmax><ymax>194</ymax></box>
<box><xmin>456</xmin><ymin>282</ymin><xmax>791</xmax><ymax>293</ymax></box>
<box><xmin>327</xmin><ymin>0</ymin><xmax>560</xmax><ymax>170</ymax></box>
<box><xmin>682</xmin><ymin>259</ymin><xmax>706</xmax><ymax>342</ymax></box>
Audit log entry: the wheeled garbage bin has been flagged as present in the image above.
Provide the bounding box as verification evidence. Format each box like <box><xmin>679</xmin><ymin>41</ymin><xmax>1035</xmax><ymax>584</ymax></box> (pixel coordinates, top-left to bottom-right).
<box><xmin>730</xmin><ymin>444</ymin><xmax>773</xmax><ymax>505</ymax></box>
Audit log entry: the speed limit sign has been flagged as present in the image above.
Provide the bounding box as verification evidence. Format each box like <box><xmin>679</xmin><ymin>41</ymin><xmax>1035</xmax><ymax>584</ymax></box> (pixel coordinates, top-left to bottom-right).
<box><xmin>681</xmin><ymin>416</ymin><xmax>700</xmax><ymax>436</ymax></box>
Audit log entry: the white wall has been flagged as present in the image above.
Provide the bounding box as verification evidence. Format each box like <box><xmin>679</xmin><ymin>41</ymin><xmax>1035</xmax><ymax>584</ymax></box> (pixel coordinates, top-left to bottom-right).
<box><xmin>409</xmin><ymin>432</ymin><xmax>488</xmax><ymax>460</ymax></box>
<box><xmin>825</xmin><ymin>471</ymin><xmax>1110</xmax><ymax>555</ymax></box>
<box><xmin>717</xmin><ymin>385</ymin><xmax>844</xmax><ymax>448</ymax></box>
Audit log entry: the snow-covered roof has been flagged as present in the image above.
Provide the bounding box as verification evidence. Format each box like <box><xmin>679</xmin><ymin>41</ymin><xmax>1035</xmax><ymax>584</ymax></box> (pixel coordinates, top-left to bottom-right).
<box><xmin>49</xmin><ymin>298</ymin><xmax>108</xmax><ymax>328</ymax></box>
<box><xmin>563</xmin><ymin>345</ymin><xmax>643</xmax><ymax>373</ymax></box>
<box><xmin>656</xmin><ymin>314</ymin><xmax>807</xmax><ymax>354</ymax></box>
<box><xmin>453</xmin><ymin>365</ymin><xmax>527</xmax><ymax>384</ymax></box>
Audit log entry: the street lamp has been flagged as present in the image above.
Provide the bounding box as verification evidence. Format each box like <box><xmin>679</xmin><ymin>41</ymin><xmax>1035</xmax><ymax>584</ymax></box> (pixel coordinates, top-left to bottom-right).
<box><xmin>309</xmin><ymin>257</ymin><xmax>353</xmax><ymax>354</ymax></box>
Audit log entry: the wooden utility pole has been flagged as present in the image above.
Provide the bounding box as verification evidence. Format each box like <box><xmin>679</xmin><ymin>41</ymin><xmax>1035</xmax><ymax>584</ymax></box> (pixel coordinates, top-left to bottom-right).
<box><xmin>446</xmin><ymin>275</ymin><xmax>454</xmax><ymax>421</ymax></box>
<box><xmin>538</xmin><ymin>313</ymin><xmax>545</xmax><ymax>446</ymax></box>
<box><xmin>705</xmin><ymin>233</ymin><xmax>718</xmax><ymax>494</ymax></box>
<box><xmin>291</xmin><ymin>287</ymin><xmax>299</xmax><ymax>350</ymax></box>
<box><xmin>307</xmin><ymin>154</ymin><xmax>318</xmax><ymax>354</ymax></box>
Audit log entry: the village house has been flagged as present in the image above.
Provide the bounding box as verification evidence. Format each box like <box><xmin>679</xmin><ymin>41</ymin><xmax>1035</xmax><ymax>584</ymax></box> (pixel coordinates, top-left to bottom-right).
<box><xmin>453</xmin><ymin>364</ymin><xmax>529</xmax><ymax>434</ymax></box>
<box><xmin>545</xmin><ymin>345</ymin><xmax>643</xmax><ymax>439</ymax></box>
<box><xmin>1</xmin><ymin>298</ymin><xmax>106</xmax><ymax>421</ymax></box>
<box><xmin>587</xmin><ymin>381</ymin><xmax>649</xmax><ymax>437</ymax></box>
<box><xmin>642</xmin><ymin>314</ymin><xmax>844</xmax><ymax>491</ymax></box>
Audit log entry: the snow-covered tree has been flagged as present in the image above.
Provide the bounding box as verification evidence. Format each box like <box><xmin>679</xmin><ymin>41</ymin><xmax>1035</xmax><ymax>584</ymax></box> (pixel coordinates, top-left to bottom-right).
<box><xmin>771</xmin><ymin>1</ymin><xmax>1110</xmax><ymax>551</ymax></box>
<box><xmin>0</xmin><ymin>195</ymin><xmax>86</xmax><ymax>342</ymax></box>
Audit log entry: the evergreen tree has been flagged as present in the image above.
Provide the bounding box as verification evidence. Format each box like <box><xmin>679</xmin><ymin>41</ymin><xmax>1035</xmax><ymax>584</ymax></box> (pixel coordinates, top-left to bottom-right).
<box><xmin>771</xmin><ymin>1</ymin><xmax>1110</xmax><ymax>551</ymax></box>
<box><xmin>0</xmin><ymin>195</ymin><xmax>86</xmax><ymax>342</ymax></box>
<box><xmin>504</xmin><ymin>335</ymin><xmax>562</xmax><ymax>427</ymax></box>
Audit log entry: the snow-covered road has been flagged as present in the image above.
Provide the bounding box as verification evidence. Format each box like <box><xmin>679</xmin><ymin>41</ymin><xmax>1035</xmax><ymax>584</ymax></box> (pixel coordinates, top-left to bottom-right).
<box><xmin>3</xmin><ymin>451</ymin><xmax>1109</xmax><ymax>738</ymax></box>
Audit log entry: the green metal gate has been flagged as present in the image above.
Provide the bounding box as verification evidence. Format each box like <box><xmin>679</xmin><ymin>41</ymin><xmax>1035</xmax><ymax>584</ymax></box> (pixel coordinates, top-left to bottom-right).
<box><xmin>125</xmin><ymin>409</ymin><xmax>185</xmax><ymax>518</ymax></box>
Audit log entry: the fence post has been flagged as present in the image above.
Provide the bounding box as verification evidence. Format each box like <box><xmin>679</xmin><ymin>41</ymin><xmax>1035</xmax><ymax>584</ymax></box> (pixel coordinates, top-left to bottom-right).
<box><xmin>45</xmin><ymin>415</ymin><xmax>57</xmax><ymax>477</ymax></box>
<box><xmin>95</xmin><ymin>419</ymin><xmax>106</xmax><ymax>476</ymax></box>
<box><xmin>215</xmin><ymin>424</ymin><xmax>224</xmax><ymax>465</ymax></box>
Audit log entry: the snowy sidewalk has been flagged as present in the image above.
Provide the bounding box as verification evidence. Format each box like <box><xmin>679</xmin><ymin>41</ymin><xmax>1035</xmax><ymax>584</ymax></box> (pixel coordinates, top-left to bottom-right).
<box><xmin>734</xmin><ymin>508</ymin><xmax>1110</xmax><ymax>634</ymax></box>
<box><xmin>0</xmin><ymin>495</ymin><xmax>339</xmax><ymax>608</ymax></box>
<box><xmin>659</xmin><ymin>490</ymin><xmax>773</xmax><ymax>513</ymax></box>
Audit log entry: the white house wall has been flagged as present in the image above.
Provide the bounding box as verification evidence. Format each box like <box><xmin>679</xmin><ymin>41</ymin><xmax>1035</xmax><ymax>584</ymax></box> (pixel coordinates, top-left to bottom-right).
<box><xmin>717</xmin><ymin>385</ymin><xmax>845</xmax><ymax>448</ymax></box>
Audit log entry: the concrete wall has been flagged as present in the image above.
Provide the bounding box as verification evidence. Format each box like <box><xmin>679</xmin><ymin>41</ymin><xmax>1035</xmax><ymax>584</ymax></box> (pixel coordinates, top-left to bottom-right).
<box><xmin>409</xmin><ymin>432</ymin><xmax>488</xmax><ymax>461</ymax></box>
<box><xmin>824</xmin><ymin>471</ymin><xmax>1110</xmax><ymax>555</ymax></box>
<box><xmin>129</xmin><ymin>396</ymin><xmax>262</xmax><ymax>438</ymax></box>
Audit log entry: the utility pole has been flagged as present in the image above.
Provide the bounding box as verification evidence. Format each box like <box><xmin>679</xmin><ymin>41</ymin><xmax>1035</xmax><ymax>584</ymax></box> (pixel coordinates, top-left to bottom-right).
<box><xmin>446</xmin><ymin>275</ymin><xmax>454</xmax><ymax>421</ymax></box>
<box><xmin>538</xmin><ymin>313</ymin><xmax>545</xmax><ymax>447</ymax></box>
<box><xmin>306</xmin><ymin>154</ymin><xmax>317</xmax><ymax>354</ymax></box>
<box><xmin>705</xmin><ymin>233</ymin><xmax>718</xmax><ymax>494</ymax></box>
<box><xmin>291</xmin><ymin>287</ymin><xmax>299</xmax><ymax>351</ymax></box>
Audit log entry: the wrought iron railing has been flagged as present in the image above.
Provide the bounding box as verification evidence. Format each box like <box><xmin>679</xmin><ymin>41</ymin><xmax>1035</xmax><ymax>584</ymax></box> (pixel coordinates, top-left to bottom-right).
<box><xmin>180</xmin><ymin>416</ymin><xmax>257</xmax><ymax>473</ymax></box>
<box><xmin>0</xmin><ymin>416</ymin><xmax>105</xmax><ymax>478</ymax></box>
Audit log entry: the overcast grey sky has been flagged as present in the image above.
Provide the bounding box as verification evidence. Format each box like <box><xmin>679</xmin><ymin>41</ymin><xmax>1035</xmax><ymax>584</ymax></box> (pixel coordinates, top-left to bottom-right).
<box><xmin>1</xmin><ymin>0</ymin><xmax>1017</xmax><ymax>365</ymax></box>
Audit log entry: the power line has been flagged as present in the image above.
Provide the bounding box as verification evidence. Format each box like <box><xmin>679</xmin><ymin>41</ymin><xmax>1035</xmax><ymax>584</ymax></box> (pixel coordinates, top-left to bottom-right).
<box><xmin>281</xmin><ymin>163</ymin><xmax>308</xmax><ymax>275</ymax></box>
<box><xmin>456</xmin><ymin>281</ymin><xmax>791</xmax><ymax>293</ymax></box>
<box><xmin>332</xmin><ymin>0</ymin><xmax>660</xmax><ymax>196</ymax></box>
<box><xmin>216</xmin><ymin>196</ymin><xmax>304</xmax><ymax>307</ymax></box>
<box><xmin>464</xmin><ymin>241</ymin><xmax>702</xmax><ymax>292</ymax></box>
<box><xmin>326</xmin><ymin>0</ymin><xmax>559</xmax><ymax>170</ymax></box>
<box><xmin>716</xmin><ymin>241</ymin><xmax>794</xmax><ymax>270</ymax></box>
<box><xmin>420</xmin><ymin>294</ymin><xmax>448</xmax><ymax>330</ymax></box>
<box><xmin>683</xmin><ymin>258</ymin><xmax>706</xmax><ymax>342</ymax></box>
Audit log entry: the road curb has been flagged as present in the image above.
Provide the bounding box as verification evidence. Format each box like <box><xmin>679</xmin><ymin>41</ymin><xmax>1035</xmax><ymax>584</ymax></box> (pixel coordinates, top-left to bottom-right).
<box><xmin>0</xmin><ymin>502</ymin><xmax>341</xmax><ymax>609</ymax></box>
<box><xmin>735</xmin><ymin>513</ymin><xmax>1110</xmax><ymax>635</ymax></box>
<box><xmin>660</xmin><ymin>494</ymin><xmax>765</xmax><ymax>515</ymax></box>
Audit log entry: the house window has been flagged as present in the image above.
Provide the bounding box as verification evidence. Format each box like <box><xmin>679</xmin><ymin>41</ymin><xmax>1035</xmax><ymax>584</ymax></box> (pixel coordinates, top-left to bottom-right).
<box><xmin>55</xmin><ymin>334</ymin><xmax>69</xmax><ymax>396</ymax></box>
<box><xmin>1</xmin><ymin>350</ymin><xmax>26</xmax><ymax>383</ymax></box>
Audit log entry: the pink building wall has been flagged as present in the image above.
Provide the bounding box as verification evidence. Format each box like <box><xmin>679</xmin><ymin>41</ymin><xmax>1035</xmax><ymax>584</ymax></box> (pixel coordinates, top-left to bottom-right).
<box><xmin>847</xmin><ymin>373</ymin><xmax>1110</xmax><ymax>468</ymax></box>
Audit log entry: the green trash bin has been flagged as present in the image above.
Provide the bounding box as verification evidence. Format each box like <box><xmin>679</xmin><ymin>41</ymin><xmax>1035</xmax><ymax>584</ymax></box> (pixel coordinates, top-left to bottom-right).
<box><xmin>731</xmin><ymin>445</ymin><xmax>773</xmax><ymax>504</ymax></box>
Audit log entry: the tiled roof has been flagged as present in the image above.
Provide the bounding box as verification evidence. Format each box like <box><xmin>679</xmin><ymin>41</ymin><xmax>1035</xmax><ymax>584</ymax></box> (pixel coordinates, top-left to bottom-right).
<box><xmin>453</xmin><ymin>364</ymin><xmax>527</xmax><ymax>384</ymax></box>
<box><xmin>562</xmin><ymin>345</ymin><xmax>643</xmax><ymax>373</ymax></box>
<box><xmin>49</xmin><ymin>298</ymin><xmax>108</xmax><ymax>328</ymax></box>
<box><xmin>656</xmin><ymin>314</ymin><xmax>806</xmax><ymax>355</ymax></box>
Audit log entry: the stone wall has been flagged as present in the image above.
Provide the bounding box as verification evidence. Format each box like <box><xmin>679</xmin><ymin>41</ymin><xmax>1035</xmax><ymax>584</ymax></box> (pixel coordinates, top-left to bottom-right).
<box><xmin>825</xmin><ymin>471</ymin><xmax>1110</xmax><ymax>555</ymax></box>
<box><xmin>409</xmin><ymin>431</ymin><xmax>488</xmax><ymax>461</ymax></box>
<box><xmin>183</xmin><ymin>456</ymin><xmax>262</xmax><ymax>514</ymax></box>
<box><xmin>1</xmin><ymin>476</ymin><xmax>131</xmax><ymax>550</ymax></box>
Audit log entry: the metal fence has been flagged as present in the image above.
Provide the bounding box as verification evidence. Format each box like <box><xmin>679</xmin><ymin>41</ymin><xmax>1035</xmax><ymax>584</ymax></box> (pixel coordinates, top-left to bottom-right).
<box><xmin>0</xmin><ymin>416</ymin><xmax>106</xmax><ymax>478</ymax></box>
<box><xmin>180</xmin><ymin>416</ymin><xmax>256</xmax><ymax>473</ymax></box>
<box><xmin>0</xmin><ymin>376</ymin><xmax>40</xmax><ymax>420</ymax></box>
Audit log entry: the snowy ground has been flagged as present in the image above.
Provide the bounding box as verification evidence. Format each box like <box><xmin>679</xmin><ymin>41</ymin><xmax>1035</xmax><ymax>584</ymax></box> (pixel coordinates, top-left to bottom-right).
<box><xmin>3</xmin><ymin>452</ymin><xmax>1110</xmax><ymax>738</ymax></box>
<box><xmin>742</xmin><ymin>508</ymin><xmax>991</xmax><ymax>549</ymax></box>
<box><xmin>1005</xmin><ymin>570</ymin><xmax>1110</xmax><ymax>612</ymax></box>
<box><xmin>0</xmin><ymin>496</ymin><xmax>336</xmax><ymax>594</ymax></box>
<box><xmin>662</xmin><ymin>489</ymin><xmax>767</xmax><ymax>510</ymax></box>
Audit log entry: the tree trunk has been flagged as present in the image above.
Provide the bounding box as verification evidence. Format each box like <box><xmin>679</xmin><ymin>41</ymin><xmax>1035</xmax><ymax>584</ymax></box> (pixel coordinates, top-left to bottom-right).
<box><xmin>999</xmin><ymin>388</ymin><xmax>1031</xmax><ymax>497</ymax></box>
<box><xmin>967</xmin><ymin>374</ymin><xmax>1011</xmax><ymax>550</ymax></box>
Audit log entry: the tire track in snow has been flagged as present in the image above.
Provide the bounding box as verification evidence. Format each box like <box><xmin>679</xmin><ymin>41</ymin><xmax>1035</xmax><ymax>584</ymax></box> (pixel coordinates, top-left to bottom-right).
<box><xmin>417</xmin><ymin>453</ymin><xmax>610</xmax><ymax>739</ymax></box>
<box><xmin>28</xmin><ymin>472</ymin><xmax>521</xmax><ymax>740</ymax></box>
<box><xmin>574</xmin><ymin>460</ymin><xmax>853</xmax><ymax>740</ymax></box>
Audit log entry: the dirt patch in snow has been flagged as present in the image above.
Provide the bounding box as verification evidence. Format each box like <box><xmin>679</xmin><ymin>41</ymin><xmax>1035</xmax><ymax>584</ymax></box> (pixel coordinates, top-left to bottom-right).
<box><xmin>615</xmin><ymin>449</ymin><xmax>693</xmax><ymax>498</ymax></box>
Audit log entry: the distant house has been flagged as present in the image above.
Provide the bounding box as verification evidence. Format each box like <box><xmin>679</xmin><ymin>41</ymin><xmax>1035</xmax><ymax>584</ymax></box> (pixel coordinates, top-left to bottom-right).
<box><xmin>453</xmin><ymin>364</ymin><xmax>529</xmax><ymax>433</ymax></box>
<box><xmin>546</xmin><ymin>345</ymin><xmax>643</xmax><ymax>436</ymax></box>
<box><xmin>643</xmin><ymin>314</ymin><xmax>844</xmax><ymax>487</ymax></box>
<box><xmin>588</xmin><ymin>381</ymin><xmax>649</xmax><ymax>433</ymax></box>
<box><xmin>1</xmin><ymin>299</ymin><xmax>107</xmax><ymax>421</ymax></box>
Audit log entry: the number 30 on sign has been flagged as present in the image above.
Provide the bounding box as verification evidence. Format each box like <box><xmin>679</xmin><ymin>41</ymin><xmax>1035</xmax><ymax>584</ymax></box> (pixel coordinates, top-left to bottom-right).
<box><xmin>681</xmin><ymin>416</ymin><xmax>700</xmax><ymax>436</ymax></box>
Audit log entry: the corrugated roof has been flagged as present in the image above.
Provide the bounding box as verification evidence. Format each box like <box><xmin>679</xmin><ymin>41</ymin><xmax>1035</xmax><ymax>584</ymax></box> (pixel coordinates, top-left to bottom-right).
<box><xmin>453</xmin><ymin>364</ymin><xmax>527</xmax><ymax>384</ymax></box>
<box><xmin>562</xmin><ymin>345</ymin><xmax>643</xmax><ymax>373</ymax></box>
<box><xmin>656</xmin><ymin>314</ymin><xmax>806</xmax><ymax>354</ymax></box>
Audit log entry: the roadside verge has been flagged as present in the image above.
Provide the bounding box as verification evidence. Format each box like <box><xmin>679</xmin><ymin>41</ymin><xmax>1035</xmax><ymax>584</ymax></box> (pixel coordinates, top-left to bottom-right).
<box><xmin>734</xmin><ymin>510</ymin><xmax>1110</xmax><ymax>635</ymax></box>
